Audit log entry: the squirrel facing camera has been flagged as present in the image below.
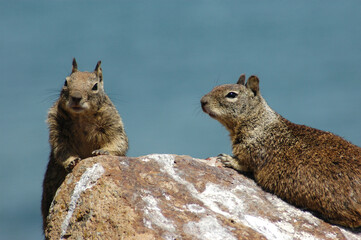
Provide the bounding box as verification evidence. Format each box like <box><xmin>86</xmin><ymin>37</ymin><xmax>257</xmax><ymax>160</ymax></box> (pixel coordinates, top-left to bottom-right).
<box><xmin>61</xmin><ymin>58</ymin><xmax>104</xmax><ymax>114</ymax></box>
<box><xmin>42</xmin><ymin>58</ymin><xmax>128</xmax><ymax>232</ymax></box>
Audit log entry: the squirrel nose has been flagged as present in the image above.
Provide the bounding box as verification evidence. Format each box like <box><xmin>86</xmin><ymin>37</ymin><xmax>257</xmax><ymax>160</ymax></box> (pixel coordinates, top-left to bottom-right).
<box><xmin>71</xmin><ymin>92</ymin><xmax>82</xmax><ymax>104</ymax></box>
<box><xmin>200</xmin><ymin>99</ymin><xmax>208</xmax><ymax>111</ymax></box>
<box><xmin>201</xmin><ymin>99</ymin><xmax>207</xmax><ymax>108</ymax></box>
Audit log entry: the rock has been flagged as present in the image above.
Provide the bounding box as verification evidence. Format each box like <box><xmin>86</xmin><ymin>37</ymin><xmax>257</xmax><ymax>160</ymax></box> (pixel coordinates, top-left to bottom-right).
<box><xmin>45</xmin><ymin>154</ymin><xmax>361</xmax><ymax>240</ymax></box>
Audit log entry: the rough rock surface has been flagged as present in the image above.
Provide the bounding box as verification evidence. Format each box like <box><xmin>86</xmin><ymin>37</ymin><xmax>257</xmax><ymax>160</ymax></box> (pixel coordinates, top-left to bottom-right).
<box><xmin>45</xmin><ymin>154</ymin><xmax>361</xmax><ymax>240</ymax></box>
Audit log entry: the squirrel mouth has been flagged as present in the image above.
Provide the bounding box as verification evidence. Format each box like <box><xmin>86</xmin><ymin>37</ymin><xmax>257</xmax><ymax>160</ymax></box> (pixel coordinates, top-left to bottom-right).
<box><xmin>201</xmin><ymin>104</ymin><xmax>210</xmax><ymax>114</ymax></box>
<box><xmin>201</xmin><ymin>105</ymin><xmax>217</xmax><ymax>119</ymax></box>
<box><xmin>70</xmin><ymin>106</ymin><xmax>85</xmax><ymax>113</ymax></box>
<box><xmin>208</xmin><ymin>112</ymin><xmax>217</xmax><ymax>119</ymax></box>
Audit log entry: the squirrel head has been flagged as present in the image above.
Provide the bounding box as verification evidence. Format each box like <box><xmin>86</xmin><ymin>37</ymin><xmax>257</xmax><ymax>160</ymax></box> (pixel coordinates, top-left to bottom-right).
<box><xmin>60</xmin><ymin>58</ymin><xmax>106</xmax><ymax>114</ymax></box>
<box><xmin>201</xmin><ymin>74</ymin><xmax>262</xmax><ymax>131</ymax></box>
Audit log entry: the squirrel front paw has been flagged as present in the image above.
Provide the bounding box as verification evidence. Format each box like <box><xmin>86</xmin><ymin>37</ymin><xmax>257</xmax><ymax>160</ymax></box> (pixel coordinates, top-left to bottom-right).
<box><xmin>217</xmin><ymin>153</ymin><xmax>237</xmax><ymax>168</ymax></box>
<box><xmin>64</xmin><ymin>156</ymin><xmax>81</xmax><ymax>172</ymax></box>
<box><xmin>217</xmin><ymin>154</ymin><xmax>250</xmax><ymax>172</ymax></box>
<box><xmin>92</xmin><ymin>149</ymin><xmax>110</xmax><ymax>156</ymax></box>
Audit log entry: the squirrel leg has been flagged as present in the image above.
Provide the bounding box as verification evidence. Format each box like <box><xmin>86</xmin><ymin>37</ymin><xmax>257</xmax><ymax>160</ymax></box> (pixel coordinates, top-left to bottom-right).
<box><xmin>92</xmin><ymin>138</ymin><xmax>121</xmax><ymax>156</ymax></box>
<box><xmin>217</xmin><ymin>153</ymin><xmax>250</xmax><ymax>172</ymax></box>
<box><xmin>92</xmin><ymin>136</ymin><xmax>128</xmax><ymax>156</ymax></box>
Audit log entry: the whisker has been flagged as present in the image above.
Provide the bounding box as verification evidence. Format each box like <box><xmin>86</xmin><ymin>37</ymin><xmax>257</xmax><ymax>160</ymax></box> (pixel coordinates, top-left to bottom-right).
<box><xmin>107</xmin><ymin>92</ymin><xmax>128</xmax><ymax>105</ymax></box>
<box><xmin>41</xmin><ymin>89</ymin><xmax>60</xmax><ymax>104</ymax></box>
<box><xmin>214</xmin><ymin>75</ymin><xmax>221</xmax><ymax>85</ymax></box>
<box><xmin>190</xmin><ymin>97</ymin><xmax>203</xmax><ymax>117</ymax></box>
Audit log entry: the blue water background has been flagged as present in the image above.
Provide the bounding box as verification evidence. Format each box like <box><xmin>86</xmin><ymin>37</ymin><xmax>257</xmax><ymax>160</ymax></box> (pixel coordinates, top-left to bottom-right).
<box><xmin>0</xmin><ymin>1</ymin><xmax>360</xmax><ymax>239</ymax></box>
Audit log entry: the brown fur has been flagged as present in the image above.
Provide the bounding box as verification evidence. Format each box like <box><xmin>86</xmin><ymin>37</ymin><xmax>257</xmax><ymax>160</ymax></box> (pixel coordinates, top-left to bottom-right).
<box><xmin>201</xmin><ymin>74</ymin><xmax>361</xmax><ymax>228</ymax></box>
<box><xmin>42</xmin><ymin>59</ymin><xmax>128</xmax><ymax>231</ymax></box>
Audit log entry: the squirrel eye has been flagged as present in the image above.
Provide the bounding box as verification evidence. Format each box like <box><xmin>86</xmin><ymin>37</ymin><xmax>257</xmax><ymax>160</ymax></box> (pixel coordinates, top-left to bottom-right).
<box><xmin>64</xmin><ymin>80</ymin><xmax>68</xmax><ymax>87</ymax></box>
<box><xmin>92</xmin><ymin>83</ymin><xmax>98</xmax><ymax>91</ymax></box>
<box><xmin>226</xmin><ymin>92</ymin><xmax>238</xmax><ymax>98</ymax></box>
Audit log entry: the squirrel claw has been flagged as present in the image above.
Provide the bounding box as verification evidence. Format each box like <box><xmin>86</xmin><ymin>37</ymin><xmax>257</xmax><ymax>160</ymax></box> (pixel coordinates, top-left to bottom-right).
<box><xmin>65</xmin><ymin>157</ymin><xmax>81</xmax><ymax>172</ymax></box>
<box><xmin>92</xmin><ymin>149</ymin><xmax>110</xmax><ymax>156</ymax></box>
<box><xmin>217</xmin><ymin>154</ymin><xmax>250</xmax><ymax>172</ymax></box>
<box><xmin>217</xmin><ymin>153</ymin><xmax>235</xmax><ymax>167</ymax></box>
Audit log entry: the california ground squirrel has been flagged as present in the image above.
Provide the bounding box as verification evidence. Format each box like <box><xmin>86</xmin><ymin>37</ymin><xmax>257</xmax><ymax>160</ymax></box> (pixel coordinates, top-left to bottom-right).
<box><xmin>42</xmin><ymin>59</ymin><xmax>128</xmax><ymax>231</ymax></box>
<box><xmin>201</xmin><ymin>74</ymin><xmax>361</xmax><ymax>228</ymax></box>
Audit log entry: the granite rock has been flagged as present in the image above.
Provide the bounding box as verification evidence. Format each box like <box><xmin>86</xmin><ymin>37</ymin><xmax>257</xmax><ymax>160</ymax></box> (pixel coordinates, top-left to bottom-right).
<box><xmin>44</xmin><ymin>154</ymin><xmax>361</xmax><ymax>240</ymax></box>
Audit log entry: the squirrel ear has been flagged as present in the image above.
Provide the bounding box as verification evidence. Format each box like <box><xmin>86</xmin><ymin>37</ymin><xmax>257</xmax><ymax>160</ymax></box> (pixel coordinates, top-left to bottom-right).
<box><xmin>237</xmin><ymin>74</ymin><xmax>246</xmax><ymax>85</ymax></box>
<box><xmin>94</xmin><ymin>61</ymin><xmax>103</xmax><ymax>82</ymax></box>
<box><xmin>246</xmin><ymin>75</ymin><xmax>260</xmax><ymax>96</ymax></box>
<box><xmin>71</xmin><ymin>58</ymin><xmax>78</xmax><ymax>73</ymax></box>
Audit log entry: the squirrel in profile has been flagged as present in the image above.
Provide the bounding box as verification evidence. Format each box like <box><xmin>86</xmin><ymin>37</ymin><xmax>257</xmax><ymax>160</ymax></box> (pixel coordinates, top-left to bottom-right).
<box><xmin>42</xmin><ymin>58</ymin><xmax>128</xmax><ymax>231</ymax></box>
<box><xmin>201</xmin><ymin>74</ymin><xmax>361</xmax><ymax>228</ymax></box>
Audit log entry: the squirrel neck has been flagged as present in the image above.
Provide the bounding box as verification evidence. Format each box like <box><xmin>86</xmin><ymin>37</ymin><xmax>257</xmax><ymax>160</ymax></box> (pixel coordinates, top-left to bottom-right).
<box><xmin>229</xmin><ymin>98</ymin><xmax>282</xmax><ymax>149</ymax></box>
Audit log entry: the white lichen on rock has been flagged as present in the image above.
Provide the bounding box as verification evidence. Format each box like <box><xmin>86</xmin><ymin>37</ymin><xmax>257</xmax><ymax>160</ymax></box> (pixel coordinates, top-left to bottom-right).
<box><xmin>184</xmin><ymin>216</ymin><xmax>237</xmax><ymax>240</ymax></box>
<box><xmin>144</xmin><ymin>154</ymin><xmax>360</xmax><ymax>240</ymax></box>
<box><xmin>142</xmin><ymin>194</ymin><xmax>176</xmax><ymax>233</ymax></box>
<box><xmin>60</xmin><ymin>163</ymin><xmax>104</xmax><ymax>239</ymax></box>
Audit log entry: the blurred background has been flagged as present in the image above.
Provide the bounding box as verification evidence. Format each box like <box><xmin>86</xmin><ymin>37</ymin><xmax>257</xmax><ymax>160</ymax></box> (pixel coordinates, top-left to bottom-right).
<box><xmin>1</xmin><ymin>1</ymin><xmax>360</xmax><ymax>239</ymax></box>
